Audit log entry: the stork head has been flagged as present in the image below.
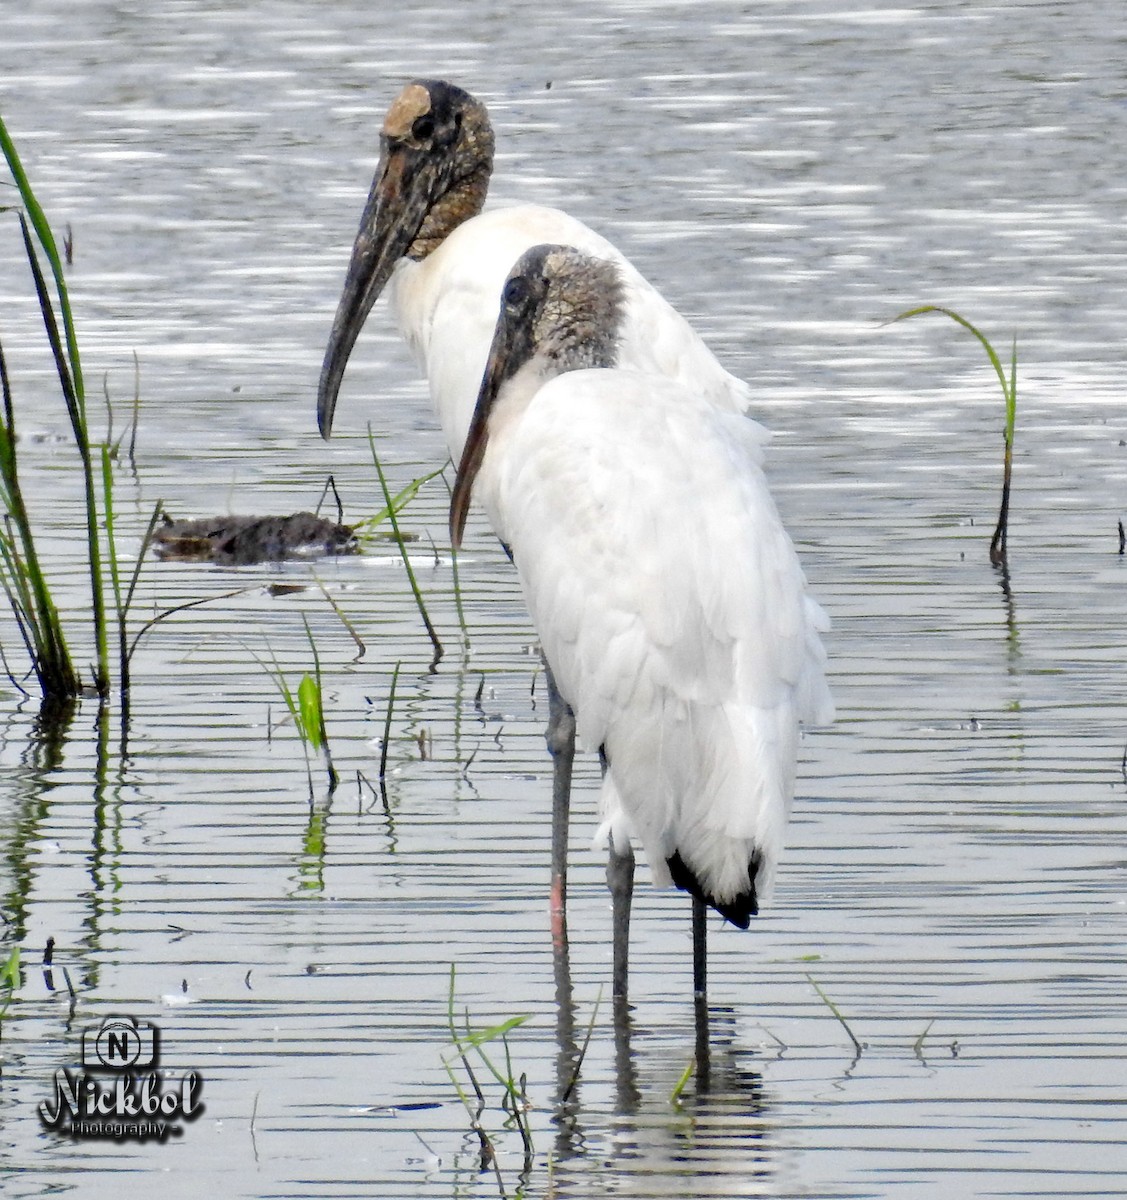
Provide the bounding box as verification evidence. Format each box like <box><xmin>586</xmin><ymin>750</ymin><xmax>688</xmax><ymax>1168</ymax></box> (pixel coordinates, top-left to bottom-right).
<box><xmin>317</xmin><ymin>80</ymin><xmax>494</xmax><ymax>438</ymax></box>
<box><xmin>449</xmin><ymin>244</ymin><xmax>623</xmax><ymax>548</ymax></box>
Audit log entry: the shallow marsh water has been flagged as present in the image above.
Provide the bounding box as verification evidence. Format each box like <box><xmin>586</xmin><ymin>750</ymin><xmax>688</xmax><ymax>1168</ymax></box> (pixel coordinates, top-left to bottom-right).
<box><xmin>1</xmin><ymin>2</ymin><xmax>1126</xmax><ymax>1197</ymax></box>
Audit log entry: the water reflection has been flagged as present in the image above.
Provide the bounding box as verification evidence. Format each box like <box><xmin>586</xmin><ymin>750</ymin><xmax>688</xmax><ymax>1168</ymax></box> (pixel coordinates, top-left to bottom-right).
<box><xmin>0</xmin><ymin>697</ymin><xmax>121</xmax><ymax>999</ymax></box>
<box><xmin>546</xmin><ymin>926</ymin><xmax>776</xmax><ymax>1195</ymax></box>
<box><xmin>0</xmin><ymin>702</ymin><xmax>73</xmax><ymax>944</ymax></box>
<box><xmin>995</xmin><ymin>562</ymin><xmax>1022</xmax><ymax>670</ymax></box>
<box><xmin>292</xmin><ymin>791</ymin><xmax>333</xmax><ymax>896</ymax></box>
<box><xmin>550</xmin><ymin>1001</ymin><xmax>776</xmax><ymax>1198</ymax></box>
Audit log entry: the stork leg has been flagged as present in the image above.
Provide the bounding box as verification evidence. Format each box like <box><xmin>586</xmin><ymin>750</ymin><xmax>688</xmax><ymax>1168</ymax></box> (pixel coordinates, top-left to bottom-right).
<box><xmin>692</xmin><ymin>896</ymin><xmax>711</xmax><ymax>1083</ymax></box>
<box><xmin>543</xmin><ymin>663</ymin><xmax>575</xmax><ymax>946</ymax></box>
<box><xmin>608</xmin><ymin>833</ymin><xmax>635</xmax><ymax>1001</ymax></box>
<box><xmin>692</xmin><ymin>895</ymin><xmax>707</xmax><ymax>1001</ymax></box>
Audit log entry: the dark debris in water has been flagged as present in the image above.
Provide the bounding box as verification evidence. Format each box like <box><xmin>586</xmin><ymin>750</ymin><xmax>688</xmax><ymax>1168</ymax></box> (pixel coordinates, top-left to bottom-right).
<box><xmin>153</xmin><ymin>511</ymin><xmax>359</xmax><ymax>566</ymax></box>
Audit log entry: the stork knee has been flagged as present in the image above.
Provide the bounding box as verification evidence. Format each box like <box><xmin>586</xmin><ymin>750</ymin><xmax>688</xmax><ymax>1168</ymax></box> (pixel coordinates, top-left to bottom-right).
<box><xmin>607</xmin><ymin>836</ymin><xmax>635</xmax><ymax>900</ymax></box>
<box><xmin>546</xmin><ymin>701</ymin><xmax>576</xmax><ymax>758</ymax></box>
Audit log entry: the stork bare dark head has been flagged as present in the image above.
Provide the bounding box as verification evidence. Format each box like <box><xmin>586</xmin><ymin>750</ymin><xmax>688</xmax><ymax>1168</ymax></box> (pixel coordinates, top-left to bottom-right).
<box><xmin>449</xmin><ymin>244</ymin><xmax>624</xmax><ymax>548</ymax></box>
<box><xmin>317</xmin><ymin>80</ymin><xmax>494</xmax><ymax>438</ymax></box>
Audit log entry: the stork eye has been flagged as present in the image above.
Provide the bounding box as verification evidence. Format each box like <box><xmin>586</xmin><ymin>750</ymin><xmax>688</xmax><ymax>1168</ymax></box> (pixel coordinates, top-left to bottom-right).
<box><xmin>503</xmin><ymin>277</ymin><xmax>530</xmax><ymax>307</ymax></box>
<box><xmin>412</xmin><ymin>115</ymin><xmax>435</xmax><ymax>141</ymax></box>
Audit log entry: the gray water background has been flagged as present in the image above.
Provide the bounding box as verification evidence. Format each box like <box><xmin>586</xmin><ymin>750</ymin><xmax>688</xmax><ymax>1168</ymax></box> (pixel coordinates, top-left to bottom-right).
<box><xmin>0</xmin><ymin>1</ymin><xmax>1125</xmax><ymax>1196</ymax></box>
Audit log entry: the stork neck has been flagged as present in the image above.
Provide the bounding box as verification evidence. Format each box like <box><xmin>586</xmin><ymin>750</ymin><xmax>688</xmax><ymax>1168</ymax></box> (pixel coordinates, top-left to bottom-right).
<box><xmin>407</xmin><ymin>163</ymin><xmax>491</xmax><ymax>260</ymax></box>
<box><xmin>486</xmin><ymin>360</ymin><xmax>549</xmax><ymax>449</ymax></box>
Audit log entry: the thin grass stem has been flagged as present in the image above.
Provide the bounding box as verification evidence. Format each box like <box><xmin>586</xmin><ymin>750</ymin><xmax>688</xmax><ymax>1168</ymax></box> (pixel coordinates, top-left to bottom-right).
<box><xmin>807</xmin><ymin>974</ymin><xmax>863</xmax><ymax>1057</ymax></box>
<box><xmin>913</xmin><ymin>1018</ymin><xmax>936</xmax><ymax>1059</ymax></box>
<box><xmin>0</xmin><ymin>328</ymin><xmax>77</xmax><ymax>695</ymax></box>
<box><xmin>378</xmin><ymin>660</ymin><xmax>401</xmax><ymax>795</ymax></box>
<box><xmin>15</xmin><ymin>210</ymin><xmax>108</xmax><ymax>695</ymax></box>
<box><xmin>315</xmin><ymin>579</ymin><xmax>365</xmax><ymax>661</ymax></box>
<box><xmin>100</xmin><ymin>445</ymin><xmax>125</xmax><ymax>686</ymax></box>
<box><xmin>127</xmin><ymin>350</ymin><xmax>141</xmax><ymax>462</ymax></box>
<box><xmin>670</xmin><ymin>1057</ymin><xmax>695</xmax><ymax>1106</ymax></box>
<box><xmin>127</xmin><ymin>587</ymin><xmax>255</xmax><ymax>661</ymax></box>
<box><xmin>302</xmin><ymin>614</ymin><xmax>338</xmax><ymax>791</ymax></box>
<box><xmin>367</xmin><ymin>431</ymin><xmax>443</xmax><ymax>664</ymax></box>
<box><xmin>889</xmin><ymin>304</ymin><xmax>1018</xmax><ymax>568</ymax></box>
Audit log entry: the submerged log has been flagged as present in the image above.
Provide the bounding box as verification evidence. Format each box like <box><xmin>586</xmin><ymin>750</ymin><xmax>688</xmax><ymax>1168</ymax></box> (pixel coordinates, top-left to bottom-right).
<box><xmin>153</xmin><ymin>511</ymin><xmax>358</xmax><ymax>565</ymax></box>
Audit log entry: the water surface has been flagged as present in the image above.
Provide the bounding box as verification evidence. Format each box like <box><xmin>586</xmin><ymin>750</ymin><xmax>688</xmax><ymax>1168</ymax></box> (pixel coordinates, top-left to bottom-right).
<box><xmin>1</xmin><ymin>2</ymin><xmax>1125</xmax><ymax>1197</ymax></box>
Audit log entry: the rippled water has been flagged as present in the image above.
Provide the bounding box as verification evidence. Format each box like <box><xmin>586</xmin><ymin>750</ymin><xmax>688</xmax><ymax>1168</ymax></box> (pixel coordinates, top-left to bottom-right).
<box><xmin>1</xmin><ymin>2</ymin><xmax>1126</xmax><ymax>1197</ymax></box>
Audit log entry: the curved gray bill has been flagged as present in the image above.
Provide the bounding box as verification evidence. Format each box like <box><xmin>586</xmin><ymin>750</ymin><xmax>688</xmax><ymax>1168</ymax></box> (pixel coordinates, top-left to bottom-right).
<box><xmin>316</xmin><ymin>146</ymin><xmax>430</xmax><ymax>439</ymax></box>
<box><xmin>449</xmin><ymin>313</ymin><xmax>534</xmax><ymax>548</ymax></box>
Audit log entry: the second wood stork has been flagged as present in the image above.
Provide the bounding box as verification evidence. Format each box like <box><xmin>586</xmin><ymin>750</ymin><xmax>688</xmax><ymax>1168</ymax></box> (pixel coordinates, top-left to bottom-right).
<box><xmin>316</xmin><ymin>79</ymin><xmax>749</xmax><ymax>454</ymax></box>
<box><xmin>316</xmin><ymin>78</ymin><xmax>753</xmax><ymax>933</ymax></box>
<box><xmin>450</xmin><ymin>244</ymin><xmax>832</xmax><ymax>1002</ymax></box>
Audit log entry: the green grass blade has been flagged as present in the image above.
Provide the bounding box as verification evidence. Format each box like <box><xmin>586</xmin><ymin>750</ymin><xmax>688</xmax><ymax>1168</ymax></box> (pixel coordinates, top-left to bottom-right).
<box><xmin>0</xmin><ymin>945</ymin><xmax>20</xmax><ymax>1021</ymax></box>
<box><xmin>446</xmin><ymin>963</ymin><xmax>462</xmax><ymax>1049</ymax></box>
<box><xmin>353</xmin><ymin>464</ymin><xmax>445</xmax><ymax>535</ymax></box>
<box><xmin>0</xmin><ymin>326</ymin><xmax>77</xmax><ymax>694</ymax></box>
<box><xmin>807</xmin><ymin>974</ymin><xmax>863</xmax><ymax>1057</ymax></box>
<box><xmin>297</xmin><ymin>674</ymin><xmax>323</xmax><ymax>750</ymax></box>
<box><xmin>1007</xmin><ymin>333</ymin><xmax>1018</xmax><ymax>445</ymax></box>
<box><xmin>367</xmin><ymin>431</ymin><xmax>443</xmax><ymax>664</ymax></box>
<box><xmin>670</xmin><ymin>1057</ymin><xmax>695</xmax><ymax>1106</ymax></box>
<box><xmin>314</xmin><ymin>578</ymin><xmax>365</xmax><ymax>660</ymax></box>
<box><xmin>300</xmin><ymin>619</ymin><xmax>336</xmax><ymax>787</ymax></box>
<box><xmin>462</xmin><ymin>1015</ymin><xmax>531</xmax><ymax>1047</ymax></box>
<box><xmin>100</xmin><ymin>445</ymin><xmax>123</xmax><ymax>612</ymax></box>
<box><xmin>0</xmin><ymin>519</ymin><xmax>44</xmax><ymax>664</ymax></box>
<box><xmin>890</xmin><ymin>304</ymin><xmax>1010</xmax><ymax>401</ymax></box>
<box><xmin>890</xmin><ymin>303</ymin><xmax>1018</xmax><ymax>568</ymax></box>
<box><xmin>7</xmin><ymin>165</ymin><xmax>107</xmax><ymax>693</ymax></box>
<box><xmin>0</xmin><ymin>114</ymin><xmax>84</xmax><ymax>410</ymax></box>
<box><xmin>913</xmin><ymin>1018</ymin><xmax>936</xmax><ymax>1058</ymax></box>
<box><xmin>254</xmin><ymin>646</ymin><xmax>300</xmax><ymax>729</ymax></box>
<box><xmin>0</xmin><ymin>543</ymin><xmax>40</xmax><ymax>673</ymax></box>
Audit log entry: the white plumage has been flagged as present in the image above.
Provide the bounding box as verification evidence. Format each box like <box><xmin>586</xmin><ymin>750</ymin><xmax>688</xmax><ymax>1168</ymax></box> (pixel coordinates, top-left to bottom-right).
<box><xmin>389</xmin><ymin>203</ymin><xmax>750</xmax><ymax>459</ymax></box>
<box><xmin>451</xmin><ymin>246</ymin><xmax>832</xmax><ymax>936</ymax></box>
<box><xmin>488</xmin><ymin>380</ymin><xmax>832</xmax><ymax>910</ymax></box>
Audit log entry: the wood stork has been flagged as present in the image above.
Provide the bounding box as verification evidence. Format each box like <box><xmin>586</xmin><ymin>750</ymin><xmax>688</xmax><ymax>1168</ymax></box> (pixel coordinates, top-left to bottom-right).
<box><xmin>316</xmin><ymin>78</ymin><xmax>749</xmax><ymax>455</ymax></box>
<box><xmin>449</xmin><ymin>245</ymin><xmax>833</xmax><ymax>1002</ymax></box>
<box><xmin>316</xmin><ymin>78</ymin><xmax>752</xmax><ymax>943</ymax></box>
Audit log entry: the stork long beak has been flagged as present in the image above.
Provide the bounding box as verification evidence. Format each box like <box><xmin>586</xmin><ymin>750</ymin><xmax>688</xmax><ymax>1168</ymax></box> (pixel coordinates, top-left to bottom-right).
<box><xmin>316</xmin><ymin>142</ymin><xmax>434</xmax><ymax>438</ymax></box>
<box><xmin>449</xmin><ymin>311</ymin><xmax>534</xmax><ymax>550</ymax></box>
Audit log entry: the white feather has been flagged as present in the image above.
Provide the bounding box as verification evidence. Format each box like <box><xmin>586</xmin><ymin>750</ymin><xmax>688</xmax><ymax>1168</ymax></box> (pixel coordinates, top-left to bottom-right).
<box><xmin>389</xmin><ymin>204</ymin><xmax>750</xmax><ymax>460</ymax></box>
<box><xmin>472</xmin><ymin>367</ymin><xmax>832</xmax><ymax>907</ymax></box>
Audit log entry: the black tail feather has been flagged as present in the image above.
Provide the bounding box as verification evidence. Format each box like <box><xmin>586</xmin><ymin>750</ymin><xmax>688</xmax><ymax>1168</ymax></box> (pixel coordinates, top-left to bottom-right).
<box><xmin>667</xmin><ymin>850</ymin><xmax>760</xmax><ymax>930</ymax></box>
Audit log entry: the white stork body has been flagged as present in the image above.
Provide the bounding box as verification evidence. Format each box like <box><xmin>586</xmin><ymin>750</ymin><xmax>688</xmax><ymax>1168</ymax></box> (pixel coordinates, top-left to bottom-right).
<box><xmin>470</xmin><ymin>364</ymin><xmax>831</xmax><ymax>913</ymax></box>
<box><xmin>388</xmin><ymin>203</ymin><xmax>749</xmax><ymax>460</ymax></box>
<box><xmin>450</xmin><ymin>246</ymin><xmax>832</xmax><ymax>994</ymax></box>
